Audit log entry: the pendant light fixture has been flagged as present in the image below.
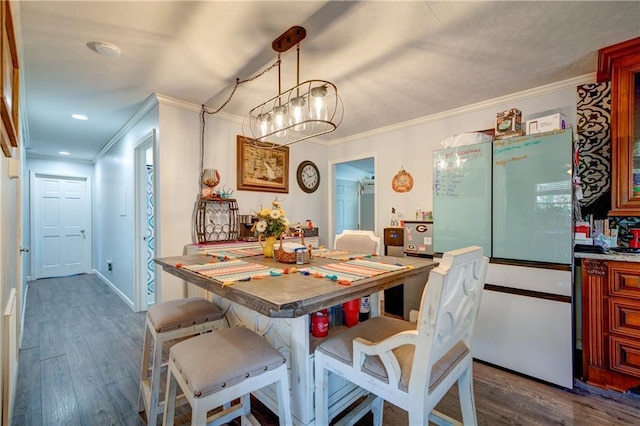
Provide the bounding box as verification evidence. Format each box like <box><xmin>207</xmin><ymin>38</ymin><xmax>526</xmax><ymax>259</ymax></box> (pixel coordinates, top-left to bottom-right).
<box><xmin>242</xmin><ymin>26</ymin><xmax>343</xmax><ymax>148</ymax></box>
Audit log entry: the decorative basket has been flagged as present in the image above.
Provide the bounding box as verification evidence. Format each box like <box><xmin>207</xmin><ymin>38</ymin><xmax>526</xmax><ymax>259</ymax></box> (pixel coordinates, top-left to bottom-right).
<box><xmin>275</xmin><ymin>232</ymin><xmax>312</xmax><ymax>264</ymax></box>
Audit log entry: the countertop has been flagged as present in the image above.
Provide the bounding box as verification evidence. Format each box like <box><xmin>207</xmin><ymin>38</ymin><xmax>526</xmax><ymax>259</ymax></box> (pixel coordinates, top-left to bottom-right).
<box><xmin>574</xmin><ymin>250</ymin><xmax>640</xmax><ymax>262</ymax></box>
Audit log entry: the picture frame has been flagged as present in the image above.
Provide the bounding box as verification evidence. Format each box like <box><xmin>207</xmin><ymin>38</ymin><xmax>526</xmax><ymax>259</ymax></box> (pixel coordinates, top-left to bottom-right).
<box><xmin>236</xmin><ymin>135</ymin><xmax>289</xmax><ymax>193</ymax></box>
<box><xmin>0</xmin><ymin>0</ymin><xmax>18</xmax><ymax>155</ymax></box>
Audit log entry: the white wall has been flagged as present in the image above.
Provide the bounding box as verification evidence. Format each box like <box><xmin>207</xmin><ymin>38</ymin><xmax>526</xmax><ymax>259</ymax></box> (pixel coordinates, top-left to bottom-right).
<box><xmin>327</xmin><ymin>78</ymin><xmax>585</xmax><ymax>235</ymax></box>
<box><xmin>93</xmin><ymin>104</ymin><xmax>159</xmax><ymax>305</ymax></box>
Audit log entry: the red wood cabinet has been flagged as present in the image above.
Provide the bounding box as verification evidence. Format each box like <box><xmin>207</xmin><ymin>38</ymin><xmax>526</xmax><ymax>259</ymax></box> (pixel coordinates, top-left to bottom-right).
<box><xmin>582</xmin><ymin>259</ymin><xmax>640</xmax><ymax>391</ymax></box>
<box><xmin>598</xmin><ymin>37</ymin><xmax>640</xmax><ymax>216</ymax></box>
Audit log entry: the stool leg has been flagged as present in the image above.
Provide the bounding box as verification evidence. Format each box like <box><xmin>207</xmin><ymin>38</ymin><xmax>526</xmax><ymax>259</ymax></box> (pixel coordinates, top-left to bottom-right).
<box><xmin>163</xmin><ymin>363</ymin><xmax>178</xmax><ymax>426</ymax></box>
<box><xmin>147</xmin><ymin>334</ymin><xmax>164</xmax><ymax>426</ymax></box>
<box><xmin>138</xmin><ymin>324</ymin><xmax>152</xmax><ymax>412</ymax></box>
<box><xmin>191</xmin><ymin>397</ymin><xmax>208</xmax><ymax>426</ymax></box>
<box><xmin>276</xmin><ymin>367</ymin><xmax>293</xmax><ymax>426</ymax></box>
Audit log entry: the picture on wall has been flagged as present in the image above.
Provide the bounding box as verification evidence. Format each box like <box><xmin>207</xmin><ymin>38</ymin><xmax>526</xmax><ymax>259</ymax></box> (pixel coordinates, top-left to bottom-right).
<box><xmin>236</xmin><ymin>135</ymin><xmax>289</xmax><ymax>193</ymax></box>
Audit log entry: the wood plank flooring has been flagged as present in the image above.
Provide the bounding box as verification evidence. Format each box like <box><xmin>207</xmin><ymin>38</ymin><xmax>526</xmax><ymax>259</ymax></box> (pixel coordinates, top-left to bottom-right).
<box><xmin>12</xmin><ymin>273</ymin><xmax>640</xmax><ymax>425</ymax></box>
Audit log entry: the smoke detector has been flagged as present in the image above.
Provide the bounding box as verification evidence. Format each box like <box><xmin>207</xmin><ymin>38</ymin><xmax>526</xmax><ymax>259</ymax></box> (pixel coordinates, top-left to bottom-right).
<box><xmin>87</xmin><ymin>41</ymin><xmax>121</xmax><ymax>58</ymax></box>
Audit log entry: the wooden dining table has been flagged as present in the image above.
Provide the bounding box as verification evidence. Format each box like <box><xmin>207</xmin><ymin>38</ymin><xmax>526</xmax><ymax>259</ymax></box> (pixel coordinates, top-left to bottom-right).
<box><xmin>156</xmin><ymin>251</ymin><xmax>436</xmax><ymax>425</ymax></box>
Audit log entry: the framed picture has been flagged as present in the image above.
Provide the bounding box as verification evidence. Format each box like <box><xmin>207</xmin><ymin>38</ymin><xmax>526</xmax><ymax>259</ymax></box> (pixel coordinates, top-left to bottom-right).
<box><xmin>0</xmin><ymin>120</ymin><xmax>9</xmax><ymax>157</ymax></box>
<box><xmin>0</xmin><ymin>0</ymin><xmax>18</xmax><ymax>154</ymax></box>
<box><xmin>237</xmin><ymin>135</ymin><xmax>289</xmax><ymax>193</ymax></box>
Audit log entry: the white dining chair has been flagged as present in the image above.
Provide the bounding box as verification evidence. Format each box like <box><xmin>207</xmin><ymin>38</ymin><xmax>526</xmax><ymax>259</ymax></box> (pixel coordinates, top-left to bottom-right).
<box><xmin>334</xmin><ymin>230</ymin><xmax>381</xmax><ymax>254</ymax></box>
<box><xmin>314</xmin><ymin>246</ymin><xmax>488</xmax><ymax>425</ymax></box>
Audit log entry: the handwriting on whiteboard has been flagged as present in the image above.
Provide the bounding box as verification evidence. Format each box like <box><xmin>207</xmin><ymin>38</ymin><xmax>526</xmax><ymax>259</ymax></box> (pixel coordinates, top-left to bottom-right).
<box><xmin>434</xmin><ymin>147</ymin><xmax>486</xmax><ymax>197</ymax></box>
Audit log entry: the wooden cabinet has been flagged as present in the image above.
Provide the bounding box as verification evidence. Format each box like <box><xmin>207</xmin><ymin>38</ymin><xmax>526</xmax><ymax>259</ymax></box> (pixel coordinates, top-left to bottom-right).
<box><xmin>582</xmin><ymin>258</ymin><xmax>640</xmax><ymax>391</ymax></box>
<box><xmin>598</xmin><ymin>37</ymin><xmax>640</xmax><ymax>215</ymax></box>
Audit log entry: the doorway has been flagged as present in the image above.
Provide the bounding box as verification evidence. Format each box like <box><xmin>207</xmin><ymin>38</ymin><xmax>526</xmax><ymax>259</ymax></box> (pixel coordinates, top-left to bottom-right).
<box><xmin>332</xmin><ymin>156</ymin><xmax>376</xmax><ymax>245</ymax></box>
<box><xmin>134</xmin><ymin>131</ymin><xmax>156</xmax><ymax>311</ymax></box>
<box><xmin>31</xmin><ymin>173</ymin><xmax>92</xmax><ymax>279</ymax></box>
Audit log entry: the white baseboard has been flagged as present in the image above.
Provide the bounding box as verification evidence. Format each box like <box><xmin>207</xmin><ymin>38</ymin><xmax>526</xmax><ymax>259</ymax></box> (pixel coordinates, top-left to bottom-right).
<box><xmin>93</xmin><ymin>269</ymin><xmax>135</xmax><ymax>310</ymax></box>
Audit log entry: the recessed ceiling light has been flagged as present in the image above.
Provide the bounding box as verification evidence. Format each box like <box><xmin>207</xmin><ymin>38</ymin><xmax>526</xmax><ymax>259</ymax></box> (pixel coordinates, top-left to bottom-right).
<box><xmin>72</xmin><ymin>114</ymin><xmax>88</xmax><ymax>120</ymax></box>
<box><xmin>59</xmin><ymin>151</ymin><xmax>71</xmax><ymax>156</ymax></box>
<box><xmin>87</xmin><ymin>41</ymin><xmax>121</xmax><ymax>58</ymax></box>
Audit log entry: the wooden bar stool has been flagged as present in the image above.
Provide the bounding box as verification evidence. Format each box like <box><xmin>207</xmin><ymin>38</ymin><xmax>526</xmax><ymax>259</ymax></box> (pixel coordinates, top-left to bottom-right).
<box><xmin>138</xmin><ymin>297</ymin><xmax>225</xmax><ymax>426</ymax></box>
<box><xmin>163</xmin><ymin>327</ymin><xmax>292</xmax><ymax>426</ymax></box>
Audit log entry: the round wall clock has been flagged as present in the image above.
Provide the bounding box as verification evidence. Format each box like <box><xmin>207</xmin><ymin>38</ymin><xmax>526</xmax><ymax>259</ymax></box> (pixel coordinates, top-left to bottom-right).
<box><xmin>297</xmin><ymin>160</ymin><xmax>320</xmax><ymax>193</ymax></box>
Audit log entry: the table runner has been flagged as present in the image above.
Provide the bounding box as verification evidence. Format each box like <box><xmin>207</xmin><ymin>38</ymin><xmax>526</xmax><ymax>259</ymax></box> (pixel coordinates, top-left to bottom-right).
<box><xmin>300</xmin><ymin>259</ymin><xmax>408</xmax><ymax>284</ymax></box>
<box><xmin>311</xmin><ymin>248</ymin><xmax>376</xmax><ymax>261</ymax></box>
<box><xmin>182</xmin><ymin>259</ymin><xmax>282</xmax><ymax>282</ymax></box>
<box><xmin>205</xmin><ymin>247</ymin><xmax>263</xmax><ymax>260</ymax></box>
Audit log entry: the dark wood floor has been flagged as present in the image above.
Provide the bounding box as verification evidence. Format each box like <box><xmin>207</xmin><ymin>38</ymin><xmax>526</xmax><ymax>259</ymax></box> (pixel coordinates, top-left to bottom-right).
<box><xmin>12</xmin><ymin>274</ymin><xmax>640</xmax><ymax>425</ymax></box>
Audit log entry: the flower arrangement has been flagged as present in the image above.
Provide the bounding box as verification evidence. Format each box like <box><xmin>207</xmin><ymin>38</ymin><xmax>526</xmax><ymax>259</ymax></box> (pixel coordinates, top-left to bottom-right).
<box><xmin>252</xmin><ymin>200</ymin><xmax>290</xmax><ymax>238</ymax></box>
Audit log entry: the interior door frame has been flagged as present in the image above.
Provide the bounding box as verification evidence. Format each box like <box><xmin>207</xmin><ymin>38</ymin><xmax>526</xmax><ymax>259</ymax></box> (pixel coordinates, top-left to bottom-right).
<box><xmin>328</xmin><ymin>153</ymin><xmax>378</xmax><ymax>249</ymax></box>
<box><xmin>30</xmin><ymin>172</ymin><xmax>92</xmax><ymax>279</ymax></box>
<box><xmin>133</xmin><ymin>130</ymin><xmax>157</xmax><ymax>312</ymax></box>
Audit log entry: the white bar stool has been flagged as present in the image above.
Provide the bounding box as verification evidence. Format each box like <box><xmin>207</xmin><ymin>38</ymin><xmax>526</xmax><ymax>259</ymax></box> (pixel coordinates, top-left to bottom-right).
<box><xmin>138</xmin><ymin>297</ymin><xmax>225</xmax><ymax>426</ymax></box>
<box><xmin>163</xmin><ymin>327</ymin><xmax>292</xmax><ymax>426</ymax></box>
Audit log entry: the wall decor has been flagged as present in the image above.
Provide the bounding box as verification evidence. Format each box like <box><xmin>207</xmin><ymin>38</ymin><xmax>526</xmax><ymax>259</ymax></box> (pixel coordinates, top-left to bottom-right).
<box><xmin>1</xmin><ymin>0</ymin><xmax>18</xmax><ymax>151</ymax></box>
<box><xmin>236</xmin><ymin>135</ymin><xmax>289</xmax><ymax>193</ymax></box>
<box><xmin>296</xmin><ymin>160</ymin><xmax>320</xmax><ymax>193</ymax></box>
<box><xmin>391</xmin><ymin>166</ymin><xmax>413</xmax><ymax>193</ymax></box>
<box><xmin>576</xmin><ymin>82</ymin><xmax>611</xmax><ymax>209</ymax></box>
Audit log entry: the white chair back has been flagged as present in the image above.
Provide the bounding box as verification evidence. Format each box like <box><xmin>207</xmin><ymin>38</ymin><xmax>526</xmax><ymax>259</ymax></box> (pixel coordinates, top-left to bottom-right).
<box><xmin>411</xmin><ymin>246</ymin><xmax>488</xmax><ymax>396</ymax></box>
<box><xmin>334</xmin><ymin>230</ymin><xmax>381</xmax><ymax>254</ymax></box>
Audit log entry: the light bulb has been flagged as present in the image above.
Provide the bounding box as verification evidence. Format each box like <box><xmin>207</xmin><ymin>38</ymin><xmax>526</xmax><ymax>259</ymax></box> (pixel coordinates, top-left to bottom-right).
<box><xmin>290</xmin><ymin>96</ymin><xmax>307</xmax><ymax>131</ymax></box>
<box><xmin>310</xmin><ymin>86</ymin><xmax>328</xmax><ymax>121</ymax></box>
<box><xmin>257</xmin><ymin>113</ymin><xmax>271</xmax><ymax>137</ymax></box>
<box><xmin>273</xmin><ymin>105</ymin><xmax>288</xmax><ymax>137</ymax></box>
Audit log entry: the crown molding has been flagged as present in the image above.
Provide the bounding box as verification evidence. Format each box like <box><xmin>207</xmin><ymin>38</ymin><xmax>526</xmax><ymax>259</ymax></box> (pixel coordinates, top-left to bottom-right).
<box><xmin>155</xmin><ymin>93</ymin><xmax>201</xmax><ymax>112</ymax></box>
<box><xmin>26</xmin><ymin>152</ymin><xmax>94</xmax><ymax>165</ymax></box>
<box><xmin>92</xmin><ymin>93</ymin><xmax>161</xmax><ymax>163</ymax></box>
<box><xmin>327</xmin><ymin>73</ymin><xmax>596</xmax><ymax>146</ymax></box>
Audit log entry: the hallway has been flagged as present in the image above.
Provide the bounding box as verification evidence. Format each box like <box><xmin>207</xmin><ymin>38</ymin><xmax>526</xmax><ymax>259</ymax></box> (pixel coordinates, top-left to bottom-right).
<box><xmin>11</xmin><ymin>274</ymin><xmax>640</xmax><ymax>425</ymax></box>
<box><xmin>13</xmin><ymin>274</ymin><xmax>146</xmax><ymax>425</ymax></box>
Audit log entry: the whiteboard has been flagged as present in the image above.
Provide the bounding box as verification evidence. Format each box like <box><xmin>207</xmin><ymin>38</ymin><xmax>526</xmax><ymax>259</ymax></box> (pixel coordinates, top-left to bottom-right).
<box><xmin>433</xmin><ymin>143</ymin><xmax>492</xmax><ymax>255</ymax></box>
<box><xmin>492</xmin><ymin>129</ymin><xmax>573</xmax><ymax>264</ymax></box>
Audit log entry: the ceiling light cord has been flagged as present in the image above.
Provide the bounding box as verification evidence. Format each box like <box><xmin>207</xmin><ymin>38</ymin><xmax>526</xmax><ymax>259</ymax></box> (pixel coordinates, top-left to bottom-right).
<box><xmin>198</xmin><ymin>59</ymin><xmax>282</xmax><ymax>189</ymax></box>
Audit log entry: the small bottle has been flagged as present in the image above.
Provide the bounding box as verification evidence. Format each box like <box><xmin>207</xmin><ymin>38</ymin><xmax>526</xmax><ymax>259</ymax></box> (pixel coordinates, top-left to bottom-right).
<box><xmin>359</xmin><ymin>295</ymin><xmax>370</xmax><ymax>322</ymax></box>
<box><xmin>416</xmin><ymin>204</ymin><xmax>421</xmax><ymax>220</ymax></box>
<box><xmin>390</xmin><ymin>207</ymin><xmax>398</xmax><ymax>227</ymax></box>
<box><xmin>296</xmin><ymin>248</ymin><xmax>304</xmax><ymax>265</ymax></box>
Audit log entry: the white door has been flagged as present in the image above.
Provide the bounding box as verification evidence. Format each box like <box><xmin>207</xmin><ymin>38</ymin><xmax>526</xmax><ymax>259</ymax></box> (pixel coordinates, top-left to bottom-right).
<box><xmin>32</xmin><ymin>174</ymin><xmax>91</xmax><ymax>279</ymax></box>
<box><xmin>336</xmin><ymin>179</ymin><xmax>359</xmax><ymax>234</ymax></box>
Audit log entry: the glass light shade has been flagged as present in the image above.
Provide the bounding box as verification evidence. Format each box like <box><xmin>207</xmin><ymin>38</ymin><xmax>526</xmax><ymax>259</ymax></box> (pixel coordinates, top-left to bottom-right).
<box><xmin>258</xmin><ymin>113</ymin><xmax>272</xmax><ymax>137</ymax></box>
<box><xmin>290</xmin><ymin>96</ymin><xmax>307</xmax><ymax>131</ymax></box>
<box><xmin>273</xmin><ymin>105</ymin><xmax>288</xmax><ymax>137</ymax></box>
<box><xmin>243</xmin><ymin>79</ymin><xmax>343</xmax><ymax>147</ymax></box>
<box><xmin>310</xmin><ymin>85</ymin><xmax>328</xmax><ymax>121</ymax></box>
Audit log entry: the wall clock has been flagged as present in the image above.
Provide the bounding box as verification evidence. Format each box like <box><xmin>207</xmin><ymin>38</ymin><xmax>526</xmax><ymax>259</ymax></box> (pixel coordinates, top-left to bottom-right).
<box><xmin>296</xmin><ymin>160</ymin><xmax>320</xmax><ymax>193</ymax></box>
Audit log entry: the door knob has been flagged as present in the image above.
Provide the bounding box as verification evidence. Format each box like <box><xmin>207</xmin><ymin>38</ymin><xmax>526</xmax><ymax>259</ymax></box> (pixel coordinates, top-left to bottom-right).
<box><xmin>20</xmin><ymin>247</ymin><xmax>29</xmax><ymax>253</ymax></box>
<box><xmin>80</xmin><ymin>229</ymin><xmax>85</xmax><ymax>234</ymax></box>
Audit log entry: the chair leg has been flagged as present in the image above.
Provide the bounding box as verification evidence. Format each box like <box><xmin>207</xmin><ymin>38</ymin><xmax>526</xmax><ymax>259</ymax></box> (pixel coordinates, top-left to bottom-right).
<box><xmin>275</xmin><ymin>367</ymin><xmax>293</xmax><ymax>426</ymax></box>
<box><xmin>147</xmin><ymin>336</ymin><xmax>164</xmax><ymax>426</ymax></box>
<box><xmin>458</xmin><ymin>366</ymin><xmax>478</xmax><ymax>426</ymax></box>
<box><xmin>163</xmin><ymin>366</ymin><xmax>178</xmax><ymax>426</ymax></box>
<box><xmin>191</xmin><ymin>398</ymin><xmax>208</xmax><ymax>426</ymax></box>
<box><xmin>138</xmin><ymin>326</ymin><xmax>152</xmax><ymax>412</ymax></box>
<box><xmin>372</xmin><ymin>395</ymin><xmax>384</xmax><ymax>426</ymax></box>
<box><xmin>314</xmin><ymin>353</ymin><xmax>329</xmax><ymax>425</ymax></box>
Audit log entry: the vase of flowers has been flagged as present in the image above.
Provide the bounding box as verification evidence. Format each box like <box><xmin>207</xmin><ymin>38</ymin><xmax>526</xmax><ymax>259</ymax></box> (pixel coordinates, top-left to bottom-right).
<box><xmin>253</xmin><ymin>201</ymin><xmax>290</xmax><ymax>257</ymax></box>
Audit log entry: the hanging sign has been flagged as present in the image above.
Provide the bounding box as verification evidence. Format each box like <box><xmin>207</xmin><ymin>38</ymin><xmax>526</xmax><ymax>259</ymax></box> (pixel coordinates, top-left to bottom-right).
<box><xmin>392</xmin><ymin>167</ymin><xmax>413</xmax><ymax>193</ymax></box>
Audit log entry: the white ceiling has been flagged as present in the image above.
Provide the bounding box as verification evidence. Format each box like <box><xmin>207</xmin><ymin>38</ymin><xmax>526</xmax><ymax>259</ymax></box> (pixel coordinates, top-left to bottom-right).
<box><xmin>19</xmin><ymin>1</ymin><xmax>640</xmax><ymax>161</ymax></box>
